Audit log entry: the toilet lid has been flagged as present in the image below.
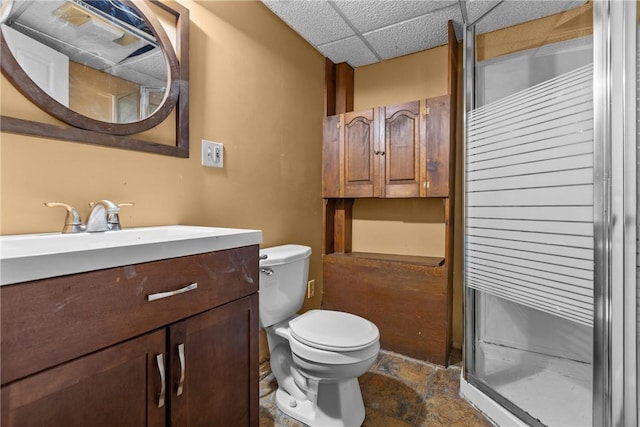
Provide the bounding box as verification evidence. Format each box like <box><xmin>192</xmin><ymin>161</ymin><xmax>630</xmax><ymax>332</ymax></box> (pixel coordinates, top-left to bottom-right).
<box><xmin>289</xmin><ymin>310</ymin><xmax>379</xmax><ymax>351</ymax></box>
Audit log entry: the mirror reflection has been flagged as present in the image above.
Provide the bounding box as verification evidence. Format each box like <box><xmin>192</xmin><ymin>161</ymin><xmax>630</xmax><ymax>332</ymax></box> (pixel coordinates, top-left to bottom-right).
<box><xmin>1</xmin><ymin>0</ymin><xmax>169</xmax><ymax>124</ymax></box>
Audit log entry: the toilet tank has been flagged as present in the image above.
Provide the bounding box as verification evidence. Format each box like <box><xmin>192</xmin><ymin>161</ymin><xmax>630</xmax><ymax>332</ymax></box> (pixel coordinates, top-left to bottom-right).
<box><xmin>258</xmin><ymin>244</ymin><xmax>312</xmax><ymax>328</ymax></box>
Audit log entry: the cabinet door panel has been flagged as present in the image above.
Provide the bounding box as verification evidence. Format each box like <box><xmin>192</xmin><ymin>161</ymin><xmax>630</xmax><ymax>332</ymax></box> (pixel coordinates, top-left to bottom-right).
<box><xmin>323</xmin><ymin>115</ymin><xmax>342</xmax><ymax>197</ymax></box>
<box><xmin>169</xmin><ymin>295</ymin><xmax>258</xmax><ymax>427</ymax></box>
<box><xmin>343</xmin><ymin>109</ymin><xmax>376</xmax><ymax>197</ymax></box>
<box><xmin>426</xmin><ymin>95</ymin><xmax>452</xmax><ymax>197</ymax></box>
<box><xmin>383</xmin><ymin>101</ymin><xmax>422</xmax><ymax>197</ymax></box>
<box><xmin>1</xmin><ymin>330</ymin><xmax>165</xmax><ymax>427</ymax></box>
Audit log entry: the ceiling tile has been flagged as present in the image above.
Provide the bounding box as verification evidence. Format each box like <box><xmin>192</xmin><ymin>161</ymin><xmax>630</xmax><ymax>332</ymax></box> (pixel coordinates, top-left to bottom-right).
<box><xmin>317</xmin><ymin>36</ymin><xmax>379</xmax><ymax>67</ymax></box>
<box><xmin>363</xmin><ymin>7</ymin><xmax>463</xmax><ymax>61</ymax></box>
<box><xmin>464</xmin><ymin>1</ymin><xmax>501</xmax><ymax>25</ymax></box>
<box><xmin>333</xmin><ymin>1</ymin><xmax>458</xmax><ymax>33</ymax></box>
<box><xmin>262</xmin><ymin>0</ymin><xmax>354</xmax><ymax>45</ymax></box>
<box><xmin>261</xmin><ymin>0</ymin><xmax>589</xmax><ymax>68</ymax></box>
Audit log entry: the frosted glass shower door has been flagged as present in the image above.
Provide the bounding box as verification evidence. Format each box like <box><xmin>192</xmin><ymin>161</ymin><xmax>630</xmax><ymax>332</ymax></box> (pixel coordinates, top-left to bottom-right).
<box><xmin>464</xmin><ymin>22</ymin><xmax>594</xmax><ymax>426</ymax></box>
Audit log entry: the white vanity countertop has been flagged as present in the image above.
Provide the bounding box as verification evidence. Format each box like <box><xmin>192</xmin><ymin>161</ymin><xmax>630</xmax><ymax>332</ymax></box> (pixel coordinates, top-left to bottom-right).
<box><xmin>0</xmin><ymin>225</ymin><xmax>263</xmax><ymax>286</ymax></box>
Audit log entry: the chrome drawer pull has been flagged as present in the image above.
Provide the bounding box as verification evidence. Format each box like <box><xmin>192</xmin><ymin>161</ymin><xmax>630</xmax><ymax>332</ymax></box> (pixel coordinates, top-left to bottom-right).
<box><xmin>156</xmin><ymin>354</ymin><xmax>166</xmax><ymax>408</ymax></box>
<box><xmin>177</xmin><ymin>343</ymin><xmax>185</xmax><ymax>396</ymax></box>
<box><xmin>260</xmin><ymin>268</ymin><xmax>274</xmax><ymax>276</ymax></box>
<box><xmin>147</xmin><ymin>283</ymin><xmax>198</xmax><ymax>302</ymax></box>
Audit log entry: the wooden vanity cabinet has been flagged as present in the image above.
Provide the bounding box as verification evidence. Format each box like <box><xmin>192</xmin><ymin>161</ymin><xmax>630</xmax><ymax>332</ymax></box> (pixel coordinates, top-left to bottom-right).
<box><xmin>322</xmin><ymin>96</ymin><xmax>451</xmax><ymax>199</ymax></box>
<box><xmin>1</xmin><ymin>246</ymin><xmax>259</xmax><ymax>427</ymax></box>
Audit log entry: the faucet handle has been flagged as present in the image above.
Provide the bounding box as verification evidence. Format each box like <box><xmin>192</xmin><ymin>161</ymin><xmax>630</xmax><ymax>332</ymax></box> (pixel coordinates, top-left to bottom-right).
<box><xmin>44</xmin><ymin>202</ymin><xmax>86</xmax><ymax>233</ymax></box>
<box><xmin>111</xmin><ymin>202</ymin><xmax>135</xmax><ymax>231</ymax></box>
<box><xmin>88</xmin><ymin>200</ymin><xmax>118</xmax><ymax>212</ymax></box>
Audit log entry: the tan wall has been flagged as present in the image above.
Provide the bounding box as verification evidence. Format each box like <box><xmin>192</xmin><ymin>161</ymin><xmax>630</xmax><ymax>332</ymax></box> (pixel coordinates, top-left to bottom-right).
<box><xmin>0</xmin><ymin>1</ymin><xmax>325</xmax><ymax>361</ymax></box>
<box><xmin>354</xmin><ymin>45</ymin><xmax>449</xmax><ymax>110</ymax></box>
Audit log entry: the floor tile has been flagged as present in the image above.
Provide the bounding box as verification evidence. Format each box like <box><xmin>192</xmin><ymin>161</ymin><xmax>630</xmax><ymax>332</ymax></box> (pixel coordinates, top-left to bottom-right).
<box><xmin>259</xmin><ymin>350</ymin><xmax>492</xmax><ymax>427</ymax></box>
<box><xmin>425</xmin><ymin>366</ymin><xmax>461</xmax><ymax>398</ymax></box>
<box><xmin>371</xmin><ymin>351</ymin><xmax>436</xmax><ymax>396</ymax></box>
<box><xmin>419</xmin><ymin>394</ymin><xmax>493</xmax><ymax>427</ymax></box>
<box><xmin>359</xmin><ymin>371</ymin><xmax>426</xmax><ymax>424</ymax></box>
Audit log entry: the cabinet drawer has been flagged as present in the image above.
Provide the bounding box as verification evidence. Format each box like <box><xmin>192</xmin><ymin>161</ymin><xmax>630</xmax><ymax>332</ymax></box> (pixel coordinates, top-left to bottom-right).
<box><xmin>1</xmin><ymin>245</ymin><xmax>258</xmax><ymax>385</ymax></box>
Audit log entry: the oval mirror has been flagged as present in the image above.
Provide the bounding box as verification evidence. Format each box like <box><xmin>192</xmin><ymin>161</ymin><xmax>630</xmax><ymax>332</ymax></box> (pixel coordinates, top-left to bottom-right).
<box><xmin>0</xmin><ymin>0</ymin><xmax>180</xmax><ymax>135</ymax></box>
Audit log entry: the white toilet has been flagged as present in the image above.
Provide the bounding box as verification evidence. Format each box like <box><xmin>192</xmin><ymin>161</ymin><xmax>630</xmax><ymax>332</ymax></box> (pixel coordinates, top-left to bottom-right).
<box><xmin>259</xmin><ymin>244</ymin><xmax>380</xmax><ymax>427</ymax></box>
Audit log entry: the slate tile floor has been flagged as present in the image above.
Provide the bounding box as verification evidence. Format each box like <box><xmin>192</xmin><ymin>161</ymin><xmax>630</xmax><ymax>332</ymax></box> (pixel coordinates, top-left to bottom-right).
<box><xmin>259</xmin><ymin>350</ymin><xmax>493</xmax><ymax>427</ymax></box>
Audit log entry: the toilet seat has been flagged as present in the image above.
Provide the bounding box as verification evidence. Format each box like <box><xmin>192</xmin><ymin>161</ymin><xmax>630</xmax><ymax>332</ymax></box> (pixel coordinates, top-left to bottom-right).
<box><xmin>281</xmin><ymin>310</ymin><xmax>380</xmax><ymax>365</ymax></box>
<box><xmin>289</xmin><ymin>310</ymin><xmax>379</xmax><ymax>351</ymax></box>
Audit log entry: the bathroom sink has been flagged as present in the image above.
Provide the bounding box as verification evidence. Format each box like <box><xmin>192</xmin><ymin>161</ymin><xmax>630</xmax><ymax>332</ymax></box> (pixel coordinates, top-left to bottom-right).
<box><xmin>0</xmin><ymin>225</ymin><xmax>262</xmax><ymax>285</ymax></box>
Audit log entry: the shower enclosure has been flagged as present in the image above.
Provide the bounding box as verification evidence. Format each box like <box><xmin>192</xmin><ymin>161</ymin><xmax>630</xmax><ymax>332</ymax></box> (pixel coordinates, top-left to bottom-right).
<box><xmin>461</xmin><ymin>1</ymin><xmax>638</xmax><ymax>426</ymax></box>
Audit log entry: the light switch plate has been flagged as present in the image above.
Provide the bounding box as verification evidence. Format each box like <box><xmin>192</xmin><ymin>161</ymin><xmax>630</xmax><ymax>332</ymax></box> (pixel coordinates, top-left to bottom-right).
<box><xmin>202</xmin><ymin>140</ymin><xmax>224</xmax><ymax>168</ymax></box>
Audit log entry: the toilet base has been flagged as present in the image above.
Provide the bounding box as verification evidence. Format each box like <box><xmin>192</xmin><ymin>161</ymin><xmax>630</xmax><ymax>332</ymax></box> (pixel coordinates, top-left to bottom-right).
<box><xmin>275</xmin><ymin>378</ymin><xmax>366</xmax><ymax>427</ymax></box>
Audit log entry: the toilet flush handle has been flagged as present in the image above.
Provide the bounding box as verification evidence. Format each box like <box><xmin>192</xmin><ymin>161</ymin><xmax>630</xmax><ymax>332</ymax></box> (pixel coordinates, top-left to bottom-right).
<box><xmin>260</xmin><ymin>268</ymin><xmax>274</xmax><ymax>275</ymax></box>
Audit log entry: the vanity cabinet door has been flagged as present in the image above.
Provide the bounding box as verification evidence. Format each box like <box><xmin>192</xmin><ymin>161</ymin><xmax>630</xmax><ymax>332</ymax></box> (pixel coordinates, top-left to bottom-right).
<box><xmin>0</xmin><ymin>329</ymin><xmax>166</xmax><ymax>427</ymax></box>
<box><xmin>168</xmin><ymin>294</ymin><xmax>259</xmax><ymax>427</ymax></box>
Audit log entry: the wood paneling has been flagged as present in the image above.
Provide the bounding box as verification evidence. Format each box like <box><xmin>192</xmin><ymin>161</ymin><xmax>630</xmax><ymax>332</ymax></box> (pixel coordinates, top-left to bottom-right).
<box><xmin>322</xmin><ymin>115</ymin><xmax>341</xmax><ymax>197</ymax></box>
<box><xmin>323</xmin><ymin>252</ymin><xmax>450</xmax><ymax>364</ymax></box>
<box><xmin>425</xmin><ymin>95</ymin><xmax>451</xmax><ymax>197</ymax></box>
<box><xmin>333</xmin><ymin>199</ymin><xmax>353</xmax><ymax>253</ymax></box>
<box><xmin>335</xmin><ymin>62</ymin><xmax>354</xmax><ymax>114</ymax></box>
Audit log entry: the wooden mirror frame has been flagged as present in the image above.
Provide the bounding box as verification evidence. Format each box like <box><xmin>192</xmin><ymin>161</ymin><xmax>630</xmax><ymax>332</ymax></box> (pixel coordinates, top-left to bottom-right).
<box><xmin>0</xmin><ymin>0</ymin><xmax>190</xmax><ymax>158</ymax></box>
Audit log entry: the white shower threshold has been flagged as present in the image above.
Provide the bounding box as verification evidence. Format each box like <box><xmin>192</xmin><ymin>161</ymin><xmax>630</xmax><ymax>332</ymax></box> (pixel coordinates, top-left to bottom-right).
<box><xmin>461</xmin><ymin>342</ymin><xmax>592</xmax><ymax>427</ymax></box>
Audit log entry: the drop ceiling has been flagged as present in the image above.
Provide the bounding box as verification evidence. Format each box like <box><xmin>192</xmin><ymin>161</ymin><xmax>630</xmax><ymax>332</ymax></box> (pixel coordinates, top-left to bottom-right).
<box><xmin>262</xmin><ymin>0</ymin><xmax>588</xmax><ymax>68</ymax></box>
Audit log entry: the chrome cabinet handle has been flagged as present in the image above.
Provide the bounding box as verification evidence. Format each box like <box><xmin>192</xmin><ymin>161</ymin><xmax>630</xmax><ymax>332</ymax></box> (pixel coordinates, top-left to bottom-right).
<box><xmin>156</xmin><ymin>354</ymin><xmax>166</xmax><ymax>408</ymax></box>
<box><xmin>260</xmin><ymin>268</ymin><xmax>274</xmax><ymax>275</ymax></box>
<box><xmin>259</xmin><ymin>254</ymin><xmax>268</xmax><ymax>260</ymax></box>
<box><xmin>148</xmin><ymin>283</ymin><xmax>198</xmax><ymax>302</ymax></box>
<box><xmin>177</xmin><ymin>343</ymin><xmax>185</xmax><ymax>396</ymax></box>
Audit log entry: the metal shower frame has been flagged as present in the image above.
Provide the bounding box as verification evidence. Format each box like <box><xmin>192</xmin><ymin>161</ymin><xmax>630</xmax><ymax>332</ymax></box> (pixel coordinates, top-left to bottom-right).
<box><xmin>461</xmin><ymin>1</ymin><xmax>638</xmax><ymax>425</ymax></box>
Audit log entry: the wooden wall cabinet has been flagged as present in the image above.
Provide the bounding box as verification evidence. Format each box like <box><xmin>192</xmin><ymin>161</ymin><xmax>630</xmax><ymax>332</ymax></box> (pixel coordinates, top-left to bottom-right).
<box><xmin>322</xmin><ymin>97</ymin><xmax>451</xmax><ymax>199</ymax></box>
<box><xmin>1</xmin><ymin>246</ymin><xmax>259</xmax><ymax>427</ymax></box>
<box><xmin>322</xmin><ymin>21</ymin><xmax>459</xmax><ymax>366</ymax></box>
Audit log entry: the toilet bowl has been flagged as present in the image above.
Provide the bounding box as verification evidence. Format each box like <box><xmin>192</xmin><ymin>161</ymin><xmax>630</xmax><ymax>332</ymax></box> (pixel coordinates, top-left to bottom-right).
<box><xmin>259</xmin><ymin>245</ymin><xmax>380</xmax><ymax>427</ymax></box>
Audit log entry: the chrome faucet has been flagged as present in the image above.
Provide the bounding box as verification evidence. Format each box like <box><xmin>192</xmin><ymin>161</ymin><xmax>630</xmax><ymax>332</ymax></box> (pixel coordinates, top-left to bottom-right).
<box><xmin>86</xmin><ymin>200</ymin><xmax>134</xmax><ymax>232</ymax></box>
<box><xmin>44</xmin><ymin>202</ymin><xmax>86</xmax><ymax>233</ymax></box>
